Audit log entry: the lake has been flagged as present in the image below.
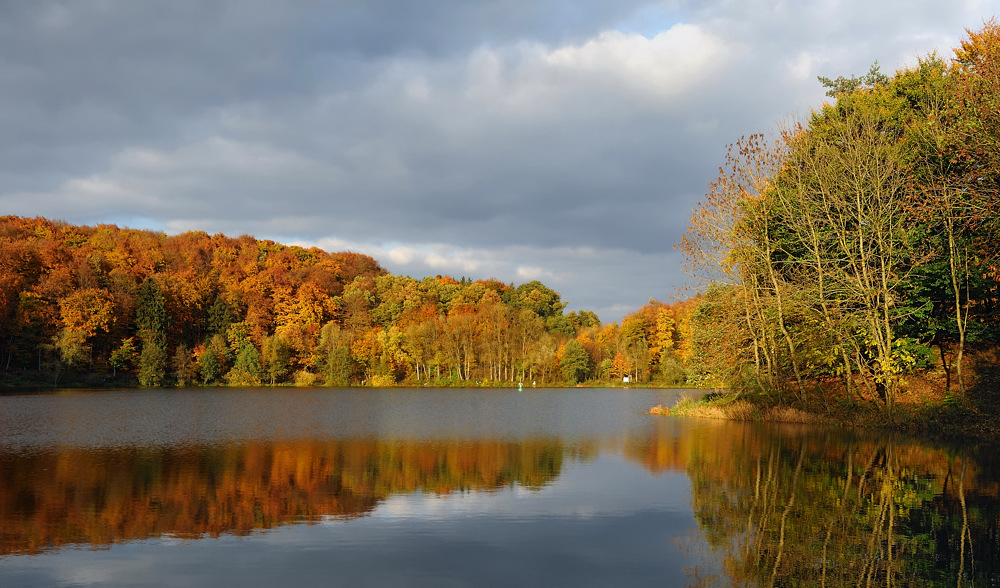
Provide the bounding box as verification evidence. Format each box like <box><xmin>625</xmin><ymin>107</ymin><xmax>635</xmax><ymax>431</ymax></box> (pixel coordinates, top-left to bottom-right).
<box><xmin>0</xmin><ymin>387</ymin><xmax>997</xmax><ymax>587</ymax></box>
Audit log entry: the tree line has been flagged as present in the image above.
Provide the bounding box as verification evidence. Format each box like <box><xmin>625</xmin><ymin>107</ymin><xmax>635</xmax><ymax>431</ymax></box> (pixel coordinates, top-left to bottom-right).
<box><xmin>0</xmin><ymin>215</ymin><xmax>701</xmax><ymax>388</ymax></box>
<box><xmin>680</xmin><ymin>22</ymin><xmax>1000</xmax><ymax>406</ymax></box>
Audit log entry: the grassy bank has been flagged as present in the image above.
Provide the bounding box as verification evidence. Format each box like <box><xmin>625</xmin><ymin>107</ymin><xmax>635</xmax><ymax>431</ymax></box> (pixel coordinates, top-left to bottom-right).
<box><xmin>651</xmin><ymin>387</ymin><xmax>1000</xmax><ymax>442</ymax></box>
<box><xmin>651</xmin><ymin>393</ymin><xmax>823</xmax><ymax>424</ymax></box>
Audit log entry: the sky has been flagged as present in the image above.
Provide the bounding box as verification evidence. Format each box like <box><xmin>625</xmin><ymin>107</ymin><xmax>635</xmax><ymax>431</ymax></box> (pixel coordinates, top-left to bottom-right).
<box><xmin>2</xmin><ymin>1</ymin><xmax>998</xmax><ymax>323</ymax></box>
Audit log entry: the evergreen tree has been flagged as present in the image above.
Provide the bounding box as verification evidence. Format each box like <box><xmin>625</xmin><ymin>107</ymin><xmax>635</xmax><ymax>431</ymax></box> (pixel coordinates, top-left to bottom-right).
<box><xmin>136</xmin><ymin>277</ymin><xmax>167</xmax><ymax>337</ymax></box>
<box><xmin>135</xmin><ymin>278</ymin><xmax>167</xmax><ymax>387</ymax></box>
<box><xmin>207</xmin><ymin>295</ymin><xmax>235</xmax><ymax>336</ymax></box>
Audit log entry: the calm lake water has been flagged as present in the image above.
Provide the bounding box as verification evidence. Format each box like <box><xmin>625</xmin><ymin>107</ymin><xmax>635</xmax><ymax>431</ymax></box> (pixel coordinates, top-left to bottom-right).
<box><xmin>0</xmin><ymin>387</ymin><xmax>997</xmax><ymax>587</ymax></box>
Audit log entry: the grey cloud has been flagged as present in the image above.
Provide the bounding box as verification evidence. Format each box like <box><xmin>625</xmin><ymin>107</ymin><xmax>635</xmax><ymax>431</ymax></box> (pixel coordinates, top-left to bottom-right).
<box><xmin>3</xmin><ymin>0</ymin><xmax>999</xmax><ymax>322</ymax></box>
<box><xmin>294</xmin><ymin>0</ymin><xmax>667</xmax><ymax>57</ymax></box>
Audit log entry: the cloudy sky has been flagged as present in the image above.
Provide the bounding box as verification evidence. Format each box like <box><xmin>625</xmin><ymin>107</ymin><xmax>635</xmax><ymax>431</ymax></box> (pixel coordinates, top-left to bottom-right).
<box><xmin>2</xmin><ymin>1</ymin><xmax>997</xmax><ymax>322</ymax></box>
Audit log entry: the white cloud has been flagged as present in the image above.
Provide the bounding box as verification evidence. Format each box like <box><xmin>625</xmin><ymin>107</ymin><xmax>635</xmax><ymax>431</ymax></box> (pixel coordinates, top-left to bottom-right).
<box><xmin>309</xmin><ymin>238</ymin><xmax>488</xmax><ymax>275</ymax></box>
<box><xmin>786</xmin><ymin>51</ymin><xmax>817</xmax><ymax>81</ymax></box>
<box><xmin>542</xmin><ymin>25</ymin><xmax>729</xmax><ymax>97</ymax></box>
<box><xmin>386</xmin><ymin>246</ymin><xmax>417</xmax><ymax>265</ymax></box>
<box><xmin>369</xmin><ymin>22</ymin><xmax>729</xmax><ymax>124</ymax></box>
<box><xmin>516</xmin><ymin>266</ymin><xmax>549</xmax><ymax>280</ymax></box>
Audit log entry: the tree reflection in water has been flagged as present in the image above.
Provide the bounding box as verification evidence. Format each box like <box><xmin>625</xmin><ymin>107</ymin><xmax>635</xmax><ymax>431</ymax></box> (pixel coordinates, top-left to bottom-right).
<box><xmin>674</xmin><ymin>424</ymin><xmax>1000</xmax><ymax>587</ymax></box>
<box><xmin>0</xmin><ymin>438</ymin><xmax>572</xmax><ymax>556</ymax></box>
<box><xmin>2</xmin><ymin>415</ymin><xmax>998</xmax><ymax>588</ymax></box>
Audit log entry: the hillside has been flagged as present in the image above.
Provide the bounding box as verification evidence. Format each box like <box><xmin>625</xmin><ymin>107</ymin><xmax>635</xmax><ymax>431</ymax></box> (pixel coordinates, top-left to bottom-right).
<box><xmin>0</xmin><ymin>216</ymin><xmax>692</xmax><ymax>388</ymax></box>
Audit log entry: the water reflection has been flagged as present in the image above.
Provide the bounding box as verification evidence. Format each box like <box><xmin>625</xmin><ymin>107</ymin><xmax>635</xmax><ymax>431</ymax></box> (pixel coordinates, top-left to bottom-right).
<box><xmin>0</xmin><ymin>438</ymin><xmax>581</xmax><ymax>556</ymax></box>
<box><xmin>680</xmin><ymin>424</ymin><xmax>1000</xmax><ymax>586</ymax></box>
<box><xmin>1</xmin><ymin>389</ymin><xmax>998</xmax><ymax>588</ymax></box>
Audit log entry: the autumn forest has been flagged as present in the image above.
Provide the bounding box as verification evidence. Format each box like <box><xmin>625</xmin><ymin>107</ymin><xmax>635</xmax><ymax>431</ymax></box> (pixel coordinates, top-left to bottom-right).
<box><xmin>679</xmin><ymin>22</ymin><xmax>1000</xmax><ymax>409</ymax></box>
<box><xmin>0</xmin><ymin>215</ymin><xmax>698</xmax><ymax>388</ymax></box>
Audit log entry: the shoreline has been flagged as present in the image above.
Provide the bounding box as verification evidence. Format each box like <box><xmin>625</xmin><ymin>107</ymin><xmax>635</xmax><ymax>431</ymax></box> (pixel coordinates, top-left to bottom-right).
<box><xmin>0</xmin><ymin>378</ymin><xmax>698</xmax><ymax>392</ymax></box>
<box><xmin>650</xmin><ymin>391</ymin><xmax>1000</xmax><ymax>443</ymax></box>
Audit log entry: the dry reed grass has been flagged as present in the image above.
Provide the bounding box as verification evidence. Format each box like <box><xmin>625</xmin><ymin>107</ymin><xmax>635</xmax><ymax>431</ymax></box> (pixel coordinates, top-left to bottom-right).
<box><xmin>652</xmin><ymin>395</ymin><xmax>825</xmax><ymax>424</ymax></box>
<box><xmin>765</xmin><ymin>405</ymin><xmax>821</xmax><ymax>423</ymax></box>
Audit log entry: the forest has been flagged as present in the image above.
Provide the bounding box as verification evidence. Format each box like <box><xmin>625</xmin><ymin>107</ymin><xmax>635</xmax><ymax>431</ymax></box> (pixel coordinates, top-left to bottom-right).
<box><xmin>0</xmin><ymin>215</ymin><xmax>698</xmax><ymax>388</ymax></box>
<box><xmin>679</xmin><ymin>21</ymin><xmax>1000</xmax><ymax>408</ymax></box>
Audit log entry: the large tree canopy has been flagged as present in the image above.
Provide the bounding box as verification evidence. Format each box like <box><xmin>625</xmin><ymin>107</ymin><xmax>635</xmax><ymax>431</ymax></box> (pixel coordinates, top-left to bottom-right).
<box><xmin>680</xmin><ymin>22</ymin><xmax>1000</xmax><ymax>406</ymax></box>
